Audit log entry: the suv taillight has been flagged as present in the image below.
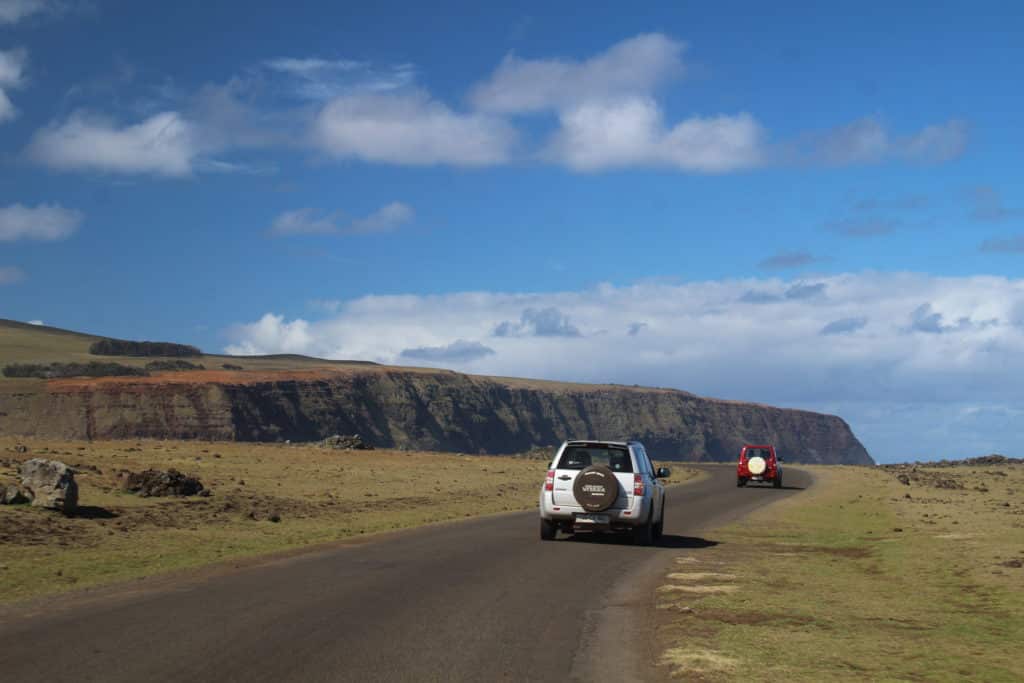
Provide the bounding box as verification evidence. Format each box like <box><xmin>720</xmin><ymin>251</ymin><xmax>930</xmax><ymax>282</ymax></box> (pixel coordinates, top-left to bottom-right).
<box><xmin>633</xmin><ymin>473</ymin><xmax>644</xmax><ymax>496</ymax></box>
<box><xmin>545</xmin><ymin>470</ymin><xmax>555</xmax><ymax>491</ymax></box>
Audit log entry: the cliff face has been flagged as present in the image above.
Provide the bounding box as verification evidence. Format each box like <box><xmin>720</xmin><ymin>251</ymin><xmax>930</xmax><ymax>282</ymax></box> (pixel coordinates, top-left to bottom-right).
<box><xmin>0</xmin><ymin>369</ymin><xmax>874</xmax><ymax>465</ymax></box>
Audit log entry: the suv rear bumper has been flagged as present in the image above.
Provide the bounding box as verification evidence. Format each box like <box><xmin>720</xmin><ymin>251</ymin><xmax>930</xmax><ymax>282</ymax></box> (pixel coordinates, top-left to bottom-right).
<box><xmin>538</xmin><ymin>492</ymin><xmax>645</xmax><ymax>527</ymax></box>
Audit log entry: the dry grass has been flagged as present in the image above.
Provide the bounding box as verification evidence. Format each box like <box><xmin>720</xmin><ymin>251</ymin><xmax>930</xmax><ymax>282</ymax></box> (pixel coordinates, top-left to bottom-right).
<box><xmin>0</xmin><ymin>435</ymin><xmax>697</xmax><ymax>604</ymax></box>
<box><xmin>656</xmin><ymin>464</ymin><xmax>1024</xmax><ymax>681</ymax></box>
<box><xmin>0</xmin><ymin>436</ymin><xmax>548</xmax><ymax>603</ymax></box>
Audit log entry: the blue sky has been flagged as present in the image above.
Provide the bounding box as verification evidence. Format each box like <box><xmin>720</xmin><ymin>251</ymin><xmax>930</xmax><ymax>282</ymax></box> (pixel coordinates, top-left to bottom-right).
<box><xmin>2</xmin><ymin>1</ymin><xmax>1023</xmax><ymax>462</ymax></box>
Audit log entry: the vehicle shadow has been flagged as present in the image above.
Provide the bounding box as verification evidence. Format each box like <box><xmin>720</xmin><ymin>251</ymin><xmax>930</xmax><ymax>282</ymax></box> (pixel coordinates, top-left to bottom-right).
<box><xmin>744</xmin><ymin>484</ymin><xmax>805</xmax><ymax>491</ymax></box>
<box><xmin>565</xmin><ymin>533</ymin><xmax>718</xmax><ymax>549</ymax></box>
<box><xmin>70</xmin><ymin>505</ymin><xmax>119</xmax><ymax>519</ymax></box>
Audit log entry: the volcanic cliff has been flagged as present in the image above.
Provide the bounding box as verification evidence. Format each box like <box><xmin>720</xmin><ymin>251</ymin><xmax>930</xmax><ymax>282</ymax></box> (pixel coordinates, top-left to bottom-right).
<box><xmin>0</xmin><ymin>366</ymin><xmax>874</xmax><ymax>465</ymax></box>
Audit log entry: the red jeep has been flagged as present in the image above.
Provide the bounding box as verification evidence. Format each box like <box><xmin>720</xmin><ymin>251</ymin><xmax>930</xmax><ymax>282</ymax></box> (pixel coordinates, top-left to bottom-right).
<box><xmin>736</xmin><ymin>444</ymin><xmax>782</xmax><ymax>488</ymax></box>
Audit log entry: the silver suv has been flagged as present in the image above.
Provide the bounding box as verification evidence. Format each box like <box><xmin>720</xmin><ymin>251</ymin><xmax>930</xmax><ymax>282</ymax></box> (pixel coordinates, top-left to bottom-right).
<box><xmin>538</xmin><ymin>440</ymin><xmax>670</xmax><ymax>545</ymax></box>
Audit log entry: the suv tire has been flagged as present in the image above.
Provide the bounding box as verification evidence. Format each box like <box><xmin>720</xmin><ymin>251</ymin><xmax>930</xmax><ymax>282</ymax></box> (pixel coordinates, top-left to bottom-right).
<box><xmin>737</xmin><ymin>477</ymin><xmax>747</xmax><ymax>487</ymax></box>
<box><xmin>540</xmin><ymin>518</ymin><xmax>557</xmax><ymax>541</ymax></box>
<box><xmin>773</xmin><ymin>473</ymin><xmax>782</xmax><ymax>489</ymax></box>
<box><xmin>634</xmin><ymin>506</ymin><xmax>655</xmax><ymax>546</ymax></box>
<box><xmin>652</xmin><ymin>503</ymin><xmax>664</xmax><ymax>541</ymax></box>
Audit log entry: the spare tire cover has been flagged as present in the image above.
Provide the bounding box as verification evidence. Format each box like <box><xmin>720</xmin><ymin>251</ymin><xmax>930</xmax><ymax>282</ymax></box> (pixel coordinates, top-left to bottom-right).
<box><xmin>748</xmin><ymin>456</ymin><xmax>767</xmax><ymax>475</ymax></box>
<box><xmin>573</xmin><ymin>465</ymin><xmax>620</xmax><ymax>512</ymax></box>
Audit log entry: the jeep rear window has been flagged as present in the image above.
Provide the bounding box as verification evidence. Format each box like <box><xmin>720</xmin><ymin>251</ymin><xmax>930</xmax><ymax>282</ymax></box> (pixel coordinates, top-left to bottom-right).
<box><xmin>744</xmin><ymin>448</ymin><xmax>772</xmax><ymax>459</ymax></box>
<box><xmin>557</xmin><ymin>447</ymin><xmax>633</xmax><ymax>472</ymax></box>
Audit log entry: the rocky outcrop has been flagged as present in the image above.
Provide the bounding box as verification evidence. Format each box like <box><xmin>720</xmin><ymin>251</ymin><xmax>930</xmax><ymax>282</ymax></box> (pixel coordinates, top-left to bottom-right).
<box><xmin>320</xmin><ymin>434</ymin><xmax>373</xmax><ymax>450</ymax></box>
<box><xmin>0</xmin><ymin>368</ymin><xmax>874</xmax><ymax>465</ymax></box>
<box><xmin>18</xmin><ymin>458</ymin><xmax>78</xmax><ymax>512</ymax></box>
<box><xmin>117</xmin><ymin>469</ymin><xmax>205</xmax><ymax>497</ymax></box>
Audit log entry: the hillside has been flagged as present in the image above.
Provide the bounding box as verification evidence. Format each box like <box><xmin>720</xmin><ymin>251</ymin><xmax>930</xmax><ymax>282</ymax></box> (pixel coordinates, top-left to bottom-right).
<box><xmin>0</xmin><ymin>320</ymin><xmax>873</xmax><ymax>464</ymax></box>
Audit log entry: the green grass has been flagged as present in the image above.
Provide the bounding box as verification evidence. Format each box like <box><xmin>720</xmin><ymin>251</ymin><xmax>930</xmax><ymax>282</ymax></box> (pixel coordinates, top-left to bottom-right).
<box><xmin>656</xmin><ymin>465</ymin><xmax>1024</xmax><ymax>681</ymax></box>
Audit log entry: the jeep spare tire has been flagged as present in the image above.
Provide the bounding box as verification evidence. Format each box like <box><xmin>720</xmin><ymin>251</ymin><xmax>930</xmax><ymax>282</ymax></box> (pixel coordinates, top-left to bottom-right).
<box><xmin>747</xmin><ymin>456</ymin><xmax>767</xmax><ymax>475</ymax></box>
<box><xmin>573</xmin><ymin>465</ymin><xmax>620</xmax><ymax>512</ymax></box>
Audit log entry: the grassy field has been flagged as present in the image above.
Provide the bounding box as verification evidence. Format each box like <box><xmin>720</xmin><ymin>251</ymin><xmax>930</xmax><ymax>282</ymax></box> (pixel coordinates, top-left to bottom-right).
<box><xmin>0</xmin><ymin>436</ymin><xmax>696</xmax><ymax>603</ymax></box>
<box><xmin>655</xmin><ymin>464</ymin><xmax>1024</xmax><ymax>681</ymax></box>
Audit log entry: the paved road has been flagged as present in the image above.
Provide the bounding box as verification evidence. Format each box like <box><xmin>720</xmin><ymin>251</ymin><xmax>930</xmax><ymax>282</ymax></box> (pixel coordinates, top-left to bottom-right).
<box><xmin>0</xmin><ymin>465</ymin><xmax>811</xmax><ymax>682</ymax></box>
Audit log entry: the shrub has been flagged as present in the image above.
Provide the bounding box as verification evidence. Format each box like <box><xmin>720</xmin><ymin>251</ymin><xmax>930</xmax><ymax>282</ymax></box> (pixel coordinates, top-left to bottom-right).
<box><xmin>145</xmin><ymin>360</ymin><xmax>205</xmax><ymax>372</ymax></box>
<box><xmin>3</xmin><ymin>362</ymin><xmax>150</xmax><ymax>379</ymax></box>
<box><xmin>89</xmin><ymin>339</ymin><xmax>202</xmax><ymax>357</ymax></box>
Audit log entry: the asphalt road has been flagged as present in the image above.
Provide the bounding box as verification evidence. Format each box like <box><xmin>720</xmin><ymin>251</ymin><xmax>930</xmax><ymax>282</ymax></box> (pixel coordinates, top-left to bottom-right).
<box><xmin>0</xmin><ymin>465</ymin><xmax>812</xmax><ymax>682</ymax></box>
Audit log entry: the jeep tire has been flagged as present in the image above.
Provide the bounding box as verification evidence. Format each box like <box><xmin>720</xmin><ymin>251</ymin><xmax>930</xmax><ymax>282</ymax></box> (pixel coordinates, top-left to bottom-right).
<box><xmin>540</xmin><ymin>518</ymin><xmax>557</xmax><ymax>540</ymax></box>
<box><xmin>773</xmin><ymin>473</ymin><xmax>782</xmax><ymax>489</ymax></box>
<box><xmin>737</xmin><ymin>477</ymin><xmax>747</xmax><ymax>487</ymax></box>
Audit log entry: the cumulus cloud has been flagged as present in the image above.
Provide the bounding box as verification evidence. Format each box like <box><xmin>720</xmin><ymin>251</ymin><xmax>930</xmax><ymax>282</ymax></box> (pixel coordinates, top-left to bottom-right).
<box><xmin>0</xmin><ymin>48</ymin><xmax>27</xmax><ymax>124</ymax></box>
<box><xmin>27</xmin><ymin>111</ymin><xmax>199</xmax><ymax>176</ymax></box>
<box><xmin>470</xmin><ymin>33</ymin><xmax>685</xmax><ymax>114</ymax></box>
<box><xmin>400</xmin><ymin>339</ymin><xmax>495</xmax><ymax>363</ymax></box>
<box><xmin>547</xmin><ymin>98</ymin><xmax>763</xmax><ymax>172</ymax></box>
<box><xmin>313</xmin><ymin>91</ymin><xmax>515</xmax><ymax>166</ymax></box>
<box><xmin>268</xmin><ymin>201</ymin><xmax>413</xmax><ymax>236</ymax></box>
<box><xmin>820</xmin><ymin>316</ymin><xmax>868</xmax><ymax>335</ymax></box>
<box><xmin>494</xmin><ymin>307</ymin><xmax>582</xmax><ymax>338</ymax></box>
<box><xmin>741</xmin><ymin>282</ymin><xmax>827</xmax><ymax>303</ymax></box>
<box><xmin>27</xmin><ymin>319</ymin><xmax>43</xmax><ymax>325</ymax></box>
<box><xmin>223</xmin><ymin>273</ymin><xmax>1024</xmax><ymax>461</ymax></box>
<box><xmin>0</xmin><ymin>265</ymin><xmax>24</xmax><ymax>284</ymax></box>
<box><xmin>0</xmin><ymin>203</ymin><xmax>82</xmax><ymax>241</ymax></box>
<box><xmin>908</xmin><ymin>303</ymin><xmax>997</xmax><ymax>334</ymax></box>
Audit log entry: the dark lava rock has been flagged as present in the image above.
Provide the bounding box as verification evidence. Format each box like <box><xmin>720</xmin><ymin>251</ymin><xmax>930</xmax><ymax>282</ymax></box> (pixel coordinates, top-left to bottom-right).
<box><xmin>321</xmin><ymin>434</ymin><xmax>373</xmax><ymax>451</ymax></box>
<box><xmin>118</xmin><ymin>469</ymin><xmax>204</xmax><ymax>497</ymax></box>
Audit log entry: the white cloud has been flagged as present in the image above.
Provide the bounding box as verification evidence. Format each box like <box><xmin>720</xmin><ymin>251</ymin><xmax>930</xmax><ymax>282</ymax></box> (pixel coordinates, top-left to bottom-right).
<box><xmin>264</xmin><ymin>57</ymin><xmax>415</xmax><ymax>99</ymax></box>
<box><xmin>27</xmin><ymin>111</ymin><xmax>199</xmax><ymax>176</ymax></box>
<box><xmin>268</xmin><ymin>208</ymin><xmax>343</xmax><ymax>236</ymax></box>
<box><xmin>813</xmin><ymin>116</ymin><xmax>968</xmax><ymax>166</ymax></box>
<box><xmin>548</xmin><ymin>98</ymin><xmax>763</xmax><ymax>172</ymax></box>
<box><xmin>0</xmin><ymin>265</ymin><xmax>24</xmax><ymax>284</ymax></box>
<box><xmin>0</xmin><ymin>0</ymin><xmax>51</xmax><ymax>24</ymax></box>
<box><xmin>349</xmin><ymin>201</ymin><xmax>413</xmax><ymax>234</ymax></box>
<box><xmin>313</xmin><ymin>91</ymin><xmax>515</xmax><ymax>166</ymax></box>
<box><xmin>225</xmin><ymin>313</ymin><xmax>314</xmax><ymax>356</ymax></box>
<box><xmin>400</xmin><ymin>339</ymin><xmax>495</xmax><ymax>363</ymax></box>
<box><xmin>27</xmin><ymin>319</ymin><xmax>43</xmax><ymax>325</ymax></box>
<box><xmin>223</xmin><ymin>273</ymin><xmax>1024</xmax><ymax>461</ymax></box>
<box><xmin>0</xmin><ymin>48</ymin><xmax>27</xmax><ymax>124</ymax></box>
<box><xmin>470</xmin><ymin>33</ymin><xmax>685</xmax><ymax>114</ymax></box>
<box><xmin>0</xmin><ymin>203</ymin><xmax>82</xmax><ymax>241</ymax></box>
<box><xmin>268</xmin><ymin>201</ymin><xmax>414</xmax><ymax>236</ymax></box>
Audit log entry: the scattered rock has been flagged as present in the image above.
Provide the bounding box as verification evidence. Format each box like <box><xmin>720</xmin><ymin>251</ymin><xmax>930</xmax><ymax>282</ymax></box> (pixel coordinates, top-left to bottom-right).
<box><xmin>897</xmin><ymin>474</ymin><xmax>910</xmax><ymax>486</ymax></box>
<box><xmin>118</xmin><ymin>469</ymin><xmax>204</xmax><ymax>497</ymax></box>
<box><xmin>0</xmin><ymin>483</ymin><xmax>32</xmax><ymax>505</ymax></box>
<box><xmin>893</xmin><ymin>528</ymin><xmax>903</xmax><ymax>533</ymax></box>
<box><xmin>320</xmin><ymin>434</ymin><xmax>373</xmax><ymax>450</ymax></box>
<box><xmin>18</xmin><ymin>459</ymin><xmax>78</xmax><ymax>513</ymax></box>
<box><xmin>15</xmin><ymin>444</ymin><xmax>28</xmax><ymax>454</ymax></box>
<box><xmin>999</xmin><ymin>559</ymin><xmax>1022</xmax><ymax>569</ymax></box>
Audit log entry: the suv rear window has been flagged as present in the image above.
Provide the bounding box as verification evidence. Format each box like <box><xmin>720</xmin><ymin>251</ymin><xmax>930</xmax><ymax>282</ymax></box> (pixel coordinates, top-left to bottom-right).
<box><xmin>557</xmin><ymin>446</ymin><xmax>633</xmax><ymax>473</ymax></box>
<box><xmin>744</xmin><ymin>448</ymin><xmax>772</xmax><ymax>460</ymax></box>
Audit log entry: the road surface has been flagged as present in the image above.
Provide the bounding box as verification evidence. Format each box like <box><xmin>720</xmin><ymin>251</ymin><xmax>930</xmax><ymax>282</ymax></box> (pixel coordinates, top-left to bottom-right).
<box><xmin>0</xmin><ymin>465</ymin><xmax>812</xmax><ymax>682</ymax></box>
